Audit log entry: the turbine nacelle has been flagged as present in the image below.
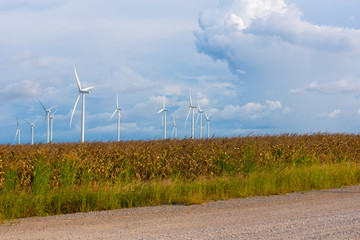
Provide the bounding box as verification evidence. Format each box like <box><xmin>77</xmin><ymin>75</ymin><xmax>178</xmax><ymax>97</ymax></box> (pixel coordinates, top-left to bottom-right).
<box><xmin>185</xmin><ymin>89</ymin><xmax>197</xmax><ymax>128</ymax></box>
<box><xmin>24</xmin><ymin>119</ymin><xmax>38</xmax><ymax>127</ymax></box>
<box><xmin>157</xmin><ymin>108</ymin><xmax>168</xmax><ymax>113</ymax></box>
<box><xmin>79</xmin><ymin>87</ymin><xmax>95</xmax><ymax>94</ymax></box>
<box><xmin>70</xmin><ymin>64</ymin><xmax>95</xmax><ymax>134</ymax></box>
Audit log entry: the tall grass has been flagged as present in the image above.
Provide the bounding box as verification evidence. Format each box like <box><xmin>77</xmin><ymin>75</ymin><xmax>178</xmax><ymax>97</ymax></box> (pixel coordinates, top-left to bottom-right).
<box><xmin>1</xmin><ymin>133</ymin><xmax>360</xmax><ymax>221</ymax></box>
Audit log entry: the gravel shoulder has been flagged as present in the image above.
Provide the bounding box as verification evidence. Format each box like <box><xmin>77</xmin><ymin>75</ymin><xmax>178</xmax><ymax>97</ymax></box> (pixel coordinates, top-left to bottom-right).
<box><xmin>1</xmin><ymin>185</ymin><xmax>360</xmax><ymax>240</ymax></box>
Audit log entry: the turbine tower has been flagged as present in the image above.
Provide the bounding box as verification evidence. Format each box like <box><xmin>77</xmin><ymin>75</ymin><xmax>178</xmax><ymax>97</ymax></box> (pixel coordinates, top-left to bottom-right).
<box><xmin>110</xmin><ymin>92</ymin><xmax>121</xmax><ymax>142</ymax></box>
<box><xmin>24</xmin><ymin>119</ymin><xmax>38</xmax><ymax>145</ymax></box>
<box><xmin>171</xmin><ymin>118</ymin><xmax>178</xmax><ymax>139</ymax></box>
<box><xmin>185</xmin><ymin>89</ymin><xmax>197</xmax><ymax>139</ymax></box>
<box><xmin>158</xmin><ymin>96</ymin><xmax>168</xmax><ymax>139</ymax></box>
<box><xmin>196</xmin><ymin>102</ymin><xmax>204</xmax><ymax>139</ymax></box>
<box><xmin>15</xmin><ymin>117</ymin><xmax>21</xmax><ymax>145</ymax></box>
<box><xmin>205</xmin><ymin>113</ymin><xmax>211</xmax><ymax>138</ymax></box>
<box><xmin>70</xmin><ymin>63</ymin><xmax>95</xmax><ymax>143</ymax></box>
<box><xmin>38</xmin><ymin>100</ymin><xmax>55</xmax><ymax>143</ymax></box>
<box><xmin>49</xmin><ymin>110</ymin><xmax>56</xmax><ymax>143</ymax></box>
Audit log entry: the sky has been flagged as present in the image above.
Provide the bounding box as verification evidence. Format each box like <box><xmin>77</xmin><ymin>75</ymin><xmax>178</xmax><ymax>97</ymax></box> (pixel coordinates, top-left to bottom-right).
<box><xmin>1</xmin><ymin>0</ymin><xmax>360</xmax><ymax>144</ymax></box>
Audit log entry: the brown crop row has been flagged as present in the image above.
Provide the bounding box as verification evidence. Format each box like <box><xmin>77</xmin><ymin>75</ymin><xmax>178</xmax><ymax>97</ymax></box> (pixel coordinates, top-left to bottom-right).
<box><xmin>1</xmin><ymin>133</ymin><xmax>360</xmax><ymax>189</ymax></box>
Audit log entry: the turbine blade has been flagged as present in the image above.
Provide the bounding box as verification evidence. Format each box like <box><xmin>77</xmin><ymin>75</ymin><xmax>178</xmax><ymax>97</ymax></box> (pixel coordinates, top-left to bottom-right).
<box><xmin>163</xmin><ymin>96</ymin><xmax>166</xmax><ymax>109</ymax></box>
<box><xmin>196</xmin><ymin>112</ymin><xmax>200</xmax><ymax>126</ymax></box>
<box><xmin>23</xmin><ymin>119</ymin><xmax>31</xmax><ymax>125</ymax></box>
<box><xmin>38</xmin><ymin>99</ymin><xmax>46</xmax><ymax>111</ymax></box>
<box><xmin>73</xmin><ymin>63</ymin><xmax>82</xmax><ymax>91</ymax></box>
<box><xmin>15</xmin><ymin>129</ymin><xmax>19</xmax><ymax>141</ymax></box>
<box><xmin>171</xmin><ymin>127</ymin><xmax>175</xmax><ymax>138</ymax></box>
<box><xmin>82</xmin><ymin>86</ymin><xmax>95</xmax><ymax>92</ymax></box>
<box><xmin>110</xmin><ymin>109</ymin><xmax>117</xmax><ymax>121</ymax></box>
<box><xmin>185</xmin><ymin>108</ymin><xmax>191</xmax><ymax>127</ymax></box>
<box><xmin>189</xmin><ymin>89</ymin><xmax>192</xmax><ymax>106</ymax></box>
<box><xmin>33</xmin><ymin>118</ymin><xmax>39</xmax><ymax>125</ymax></box>
<box><xmin>158</xmin><ymin>109</ymin><xmax>164</xmax><ymax>114</ymax></box>
<box><xmin>70</xmin><ymin>94</ymin><xmax>81</xmax><ymax>128</ymax></box>
<box><xmin>51</xmin><ymin>110</ymin><xmax>57</xmax><ymax>117</ymax></box>
<box><xmin>116</xmin><ymin>92</ymin><xmax>119</xmax><ymax>109</ymax></box>
<box><xmin>49</xmin><ymin>105</ymin><xmax>57</xmax><ymax>111</ymax></box>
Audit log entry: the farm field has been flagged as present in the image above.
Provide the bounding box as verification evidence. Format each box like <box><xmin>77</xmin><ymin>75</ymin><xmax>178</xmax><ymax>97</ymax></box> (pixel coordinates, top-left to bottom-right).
<box><xmin>1</xmin><ymin>133</ymin><xmax>360</xmax><ymax>221</ymax></box>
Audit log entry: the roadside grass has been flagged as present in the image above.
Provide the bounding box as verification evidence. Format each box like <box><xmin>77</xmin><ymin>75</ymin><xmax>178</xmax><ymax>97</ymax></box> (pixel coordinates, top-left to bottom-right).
<box><xmin>1</xmin><ymin>134</ymin><xmax>360</xmax><ymax>221</ymax></box>
<box><xmin>0</xmin><ymin>161</ymin><xmax>359</xmax><ymax>221</ymax></box>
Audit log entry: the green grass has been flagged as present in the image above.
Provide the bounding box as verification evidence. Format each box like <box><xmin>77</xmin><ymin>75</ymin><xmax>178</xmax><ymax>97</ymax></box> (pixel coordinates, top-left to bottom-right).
<box><xmin>1</xmin><ymin>161</ymin><xmax>359</xmax><ymax>221</ymax></box>
<box><xmin>2</xmin><ymin>134</ymin><xmax>360</xmax><ymax>221</ymax></box>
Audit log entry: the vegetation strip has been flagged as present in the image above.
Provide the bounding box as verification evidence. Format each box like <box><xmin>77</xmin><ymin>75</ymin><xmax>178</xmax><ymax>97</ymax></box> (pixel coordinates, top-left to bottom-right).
<box><xmin>1</xmin><ymin>134</ymin><xmax>360</xmax><ymax>220</ymax></box>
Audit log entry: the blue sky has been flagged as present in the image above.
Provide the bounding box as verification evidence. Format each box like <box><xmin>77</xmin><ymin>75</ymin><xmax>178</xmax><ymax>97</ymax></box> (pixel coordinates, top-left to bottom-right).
<box><xmin>1</xmin><ymin>0</ymin><xmax>360</xmax><ymax>144</ymax></box>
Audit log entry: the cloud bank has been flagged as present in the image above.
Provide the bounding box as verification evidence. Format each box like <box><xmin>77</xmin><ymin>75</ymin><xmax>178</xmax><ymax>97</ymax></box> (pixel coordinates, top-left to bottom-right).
<box><xmin>195</xmin><ymin>0</ymin><xmax>360</xmax><ymax>77</ymax></box>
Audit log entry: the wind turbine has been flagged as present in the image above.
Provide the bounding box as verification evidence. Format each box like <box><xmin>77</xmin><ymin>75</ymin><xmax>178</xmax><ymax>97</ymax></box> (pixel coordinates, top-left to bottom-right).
<box><xmin>49</xmin><ymin>110</ymin><xmax>56</xmax><ymax>143</ymax></box>
<box><xmin>15</xmin><ymin>117</ymin><xmax>21</xmax><ymax>145</ymax></box>
<box><xmin>171</xmin><ymin>117</ymin><xmax>178</xmax><ymax>138</ymax></box>
<box><xmin>196</xmin><ymin>102</ymin><xmax>204</xmax><ymax>139</ymax></box>
<box><xmin>24</xmin><ymin>119</ymin><xmax>38</xmax><ymax>145</ymax></box>
<box><xmin>38</xmin><ymin>100</ymin><xmax>56</xmax><ymax>143</ymax></box>
<box><xmin>185</xmin><ymin>89</ymin><xmax>197</xmax><ymax>139</ymax></box>
<box><xmin>158</xmin><ymin>96</ymin><xmax>168</xmax><ymax>139</ymax></box>
<box><xmin>70</xmin><ymin>63</ymin><xmax>95</xmax><ymax>143</ymax></box>
<box><xmin>110</xmin><ymin>92</ymin><xmax>121</xmax><ymax>142</ymax></box>
<box><xmin>204</xmin><ymin>113</ymin><xmax>211</xmax><ymax>138</ymax></box>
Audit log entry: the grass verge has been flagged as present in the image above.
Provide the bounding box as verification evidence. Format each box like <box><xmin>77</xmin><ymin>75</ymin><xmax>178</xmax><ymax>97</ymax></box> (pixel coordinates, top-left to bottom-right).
<box><xmin>1</xmin><ymin>161</ymin><xmax>359</xmax><ymax>221</ymax></box>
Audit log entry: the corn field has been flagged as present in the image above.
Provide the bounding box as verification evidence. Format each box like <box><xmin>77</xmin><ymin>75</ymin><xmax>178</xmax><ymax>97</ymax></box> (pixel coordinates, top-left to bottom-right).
<box><xmin>1</xmin><ymin>133</ymin><xmax>360</xmax><ymax>220</ymax></box>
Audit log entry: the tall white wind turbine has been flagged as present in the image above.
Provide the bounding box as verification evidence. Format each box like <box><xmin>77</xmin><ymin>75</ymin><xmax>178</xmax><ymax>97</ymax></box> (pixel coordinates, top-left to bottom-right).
<box><xmin>158</xmin><ymin>96</ymin><xmax>168</xmax><ymax>139</ymax></box>
<box><xmin>171</xmin><ymin>118</ymin><xmax>178</xmax><ymax>139</ymax></box>
<box><xmin>70</xmin><ymin>64</ymin><xmax>95</xmax><ymax>143</ymax></box>
<box><xmin>49</xmin><ymin>110</ymin><xmax>56</xmax><ymax>143</ymax></box>
<box><xmin>110</xmin><ymin>92</ymin><xmax>121</xmax><ymax>142</ymax></box>
<box><xmin>24</xmin><ymin>119</ymin><xmax>38</xmax><ymax>145</ymax></box>
<box><xmin>185</xmin><ymin>89</ymin><xmax>197</xmax><ymax>139</ymax></box>
<box><xmin>196</xmin><ymin>102</ymin><xmax>204</xmax><ymax>139</ymax></box>
<box><xmin>204</xmin><ymin>113</ymin><xmax>211</xmax><ymax>138</ymax></box>
<box><xmin>38</xmin><ymin>100</ymin><xmax>55</xmax><ymax>143</ymax></box>
<box><xmin>15</xmin><ymin>117</ymin><xmax>21</xmax><ymax>145</ymax></box>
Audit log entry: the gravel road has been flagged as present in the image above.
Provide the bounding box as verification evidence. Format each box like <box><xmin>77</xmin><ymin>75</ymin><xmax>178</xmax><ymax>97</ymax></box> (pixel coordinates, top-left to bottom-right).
<box><xmin>1</xmin><ymin>185</ymin><xmax>360</xmax><ymax>240</ymax></box>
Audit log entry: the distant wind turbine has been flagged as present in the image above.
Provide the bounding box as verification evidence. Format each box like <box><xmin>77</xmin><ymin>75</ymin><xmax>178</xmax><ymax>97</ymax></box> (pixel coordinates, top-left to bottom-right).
<box><xmin>196</xmin><ymin>102</ymin><xmax>204</xmax><ymax>139</ymax></box>
<box><xmin>204</xmin><ymin>113</ymin><xmax>211</xmax><ymax>138</ymax></box>
<box><xmin>171</xmin><ymin>117</ymin><xmax>178</xmax><ymax>139</ymax></box>
<box><xmin>24</xmin><ymin>118</ymin><xmax>38</xmax><ymax>145</ymax></box>
<box><xmin>110</xmin><ymin>92</ymin><xmax>121</xmax><ymax>142</ymax></box>
<box><xmin>158</xmin><ymin>96</ymin><xmax>168</xmax><ymax>139</ymax></box>
<box><xmin>185</xmin><ymin>89</ymin><xmax>197</xmax><ymax>139</ymax></box>
<box><xmin>70</xmin><ymin>63</ymin><xmax>95</xmax><ymax>143</ymax></box>
<box><xmin>15</xmin><ymin>117</ymin><xmax>21</xmax><ymax>145</ymax></box>
<box><xmin>38</xmin><ymin>100</ymin><xmax>56</xmax><ymax>143</ymax></box>
<box><xmin>49</xmin><ymin>110</ymin><xmax>56</xmax><ymax>143</ymax></box>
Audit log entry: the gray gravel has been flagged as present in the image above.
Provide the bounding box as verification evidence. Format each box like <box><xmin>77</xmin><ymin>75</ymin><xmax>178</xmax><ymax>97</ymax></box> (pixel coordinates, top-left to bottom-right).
<box><xmin>1</xmin><ymin>185</ymin><xmax>360</xmax><ymax>239</ymax></box>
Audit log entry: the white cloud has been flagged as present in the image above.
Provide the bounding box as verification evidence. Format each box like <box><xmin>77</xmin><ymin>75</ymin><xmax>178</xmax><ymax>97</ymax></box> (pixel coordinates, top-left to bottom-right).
<box><xmin>289</xmin><ymin>79</ymin><xmax>360</xmax><ymax>94</ymax></box>
<box><xmin>0</xmin><ymin>79</ymin><xmax>41</xmax><ymax>101</ymax></box>
<box><xmin>266</xmin><ymin>100</ymin><xmax>282</xmax><ymax>110</ymax></box>
<box><xmin>220</xmin><ymin>99</ymin><xmax>287</xmax><ymax>120</ymax></box>
<box><xmin>329</xmin><ymin>109</ymin><xmax>341</xmax><ymax>118</ymax></box>
<box><xmin>195</xmin><ymin>0</ymin><xmax>360</xmax><ymax>77</ymax></box>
